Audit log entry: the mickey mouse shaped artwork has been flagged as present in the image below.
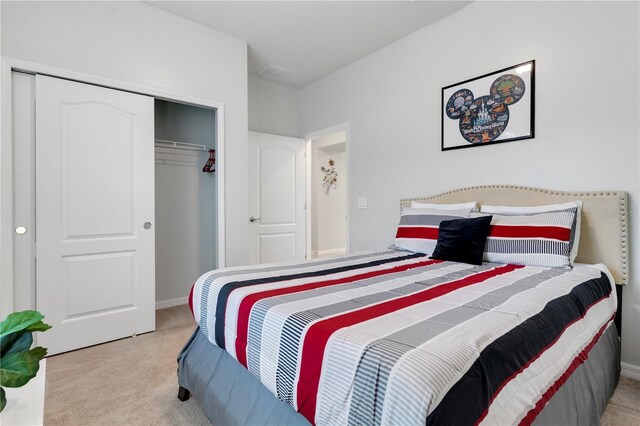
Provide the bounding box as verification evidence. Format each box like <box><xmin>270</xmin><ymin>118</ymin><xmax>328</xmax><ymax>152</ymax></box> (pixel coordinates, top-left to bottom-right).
<box><xmin>445</xmin><ymin>74</ymin><xmax>526</xmax><ymax>144</ymax></box>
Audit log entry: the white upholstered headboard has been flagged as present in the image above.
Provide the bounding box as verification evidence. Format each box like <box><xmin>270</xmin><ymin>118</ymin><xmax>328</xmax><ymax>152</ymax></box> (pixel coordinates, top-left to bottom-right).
<box><xmin>400</xmin><ymin>185</ymin><xmax>628</xmax><ymax>284</ymax></box>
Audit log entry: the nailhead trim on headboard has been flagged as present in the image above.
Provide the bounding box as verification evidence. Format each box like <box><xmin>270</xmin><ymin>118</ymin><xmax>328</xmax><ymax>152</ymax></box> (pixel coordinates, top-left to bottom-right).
<box><xmin>400</xmin><ymin>185</ymin><xmax>628</xmax><ymax>284</ymax></box>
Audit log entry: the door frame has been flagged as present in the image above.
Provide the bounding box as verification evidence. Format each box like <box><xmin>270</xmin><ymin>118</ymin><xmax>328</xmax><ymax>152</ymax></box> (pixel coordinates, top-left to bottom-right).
<box><xmin>302</xmin><ymin>122</ymin><xmax>351</xmax><ymax>259</ymax></box>
<box><xmin>0</xmin><ymin>56</ymin><xmax>226</xmax><ymax>317</ymax></box>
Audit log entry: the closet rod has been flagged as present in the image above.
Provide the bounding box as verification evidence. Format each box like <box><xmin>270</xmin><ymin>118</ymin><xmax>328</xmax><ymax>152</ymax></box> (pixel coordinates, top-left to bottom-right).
<box><xmin>154</xmin><ymin>139</ymin><xmax>212</xmax><ymax>152</ymax></box>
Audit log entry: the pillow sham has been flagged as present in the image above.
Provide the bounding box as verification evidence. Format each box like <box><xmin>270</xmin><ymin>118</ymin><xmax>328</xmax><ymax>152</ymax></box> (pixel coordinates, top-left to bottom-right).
<box><xmin>480</xmin><ymin>201</ymin><xmax>582</xmax><ymax>263</ymax></box>
<box><xmin>430</xmin><ymin>215</ymin><xmax>493</xmax><ymax>265</ymax></box>
<box><xmin>411</xmin><ymin>201</ymin><xmax>478</xmax><ymax>211</ymax></box>
<box><xmin>475</xmin><ymin>207</ymin><xmax>579</xmax><ymax>268</ymax></box>
<box><xmin>394</xmin><ymin>207</ymin><xmax>471</xmax><ymax>255</ymax></box>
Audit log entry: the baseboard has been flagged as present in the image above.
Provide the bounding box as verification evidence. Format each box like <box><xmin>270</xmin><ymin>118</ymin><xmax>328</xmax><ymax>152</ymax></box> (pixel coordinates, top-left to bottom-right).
<box><xmin>155</xmin><ymin>296</ymin><xmax>188</xmax><ymax>310</ymax></box>
<box><xmin>621</xmin><ymin>362</ymin><xmax>640</xmax><ymax>381</ymax></box>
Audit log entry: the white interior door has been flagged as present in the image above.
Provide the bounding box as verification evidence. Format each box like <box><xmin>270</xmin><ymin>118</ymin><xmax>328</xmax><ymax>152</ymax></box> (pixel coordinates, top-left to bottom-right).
<box><xmin>35</xmin><ymin>75</ymin><xmax>155</xmax><ymax>355</ymax></box>
<box><xmin>248</xmin><ymin>131</ymin><xmax>305</xmax><ymax>264</ymax></box>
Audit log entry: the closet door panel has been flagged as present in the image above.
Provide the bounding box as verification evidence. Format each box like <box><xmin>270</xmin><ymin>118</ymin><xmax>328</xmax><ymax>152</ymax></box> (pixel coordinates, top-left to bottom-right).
<box><xmin>64</xmin><ymin>251</ymin><xmax>135</xmax><ymax>316</ymax></box>
<box><xmin>11</xmin><ymin>71</ymin><xmax>37</xmax><ymax>313</ymax></box>
<box><xmin>63</xmin><ymin>103</ymin><xmax>134</xmax><ymax>238</ymax></box>
<box><xmin>35</xmin><ymin>75</ymin><xmax>155</xmax><ymax>355</ymax></box>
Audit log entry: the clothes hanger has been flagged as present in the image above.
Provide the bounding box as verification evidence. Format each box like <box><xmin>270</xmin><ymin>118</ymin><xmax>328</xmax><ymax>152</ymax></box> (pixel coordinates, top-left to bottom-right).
<box><xmin>202</xmin><ymin>149</ymin><xmax>216</xmax><ymax>173</ymax></box>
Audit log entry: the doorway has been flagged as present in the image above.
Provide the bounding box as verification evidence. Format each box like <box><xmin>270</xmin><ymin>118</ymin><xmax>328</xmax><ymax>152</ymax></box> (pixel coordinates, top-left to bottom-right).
<box><xmin>154</xmin><ymin>100</ymin><xmax>218</xmax><ymax>309</ymax></box>
<box><xmin>306</xmin><ymin>127</ymin><xmax>349</xmax><ymax>259</ymax></box>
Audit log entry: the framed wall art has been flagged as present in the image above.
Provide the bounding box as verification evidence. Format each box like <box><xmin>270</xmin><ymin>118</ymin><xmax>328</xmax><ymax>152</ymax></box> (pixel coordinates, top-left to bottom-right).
<box><xmin>441</xmin><ymin>60</ymin><xmax>535</xmax><ymax>151</ymax></box>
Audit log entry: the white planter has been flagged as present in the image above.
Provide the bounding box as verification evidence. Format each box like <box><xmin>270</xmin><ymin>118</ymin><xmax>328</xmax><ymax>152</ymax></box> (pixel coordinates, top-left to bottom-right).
<box><xmin>0</xmin><ymin>359</ymin><xmax>46</xmax><ymax>426</ymax></box>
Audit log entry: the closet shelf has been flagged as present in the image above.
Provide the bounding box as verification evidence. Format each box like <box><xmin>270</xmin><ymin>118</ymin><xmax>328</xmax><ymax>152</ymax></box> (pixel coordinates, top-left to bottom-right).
<box><xmin>154</xmin><ymin>139</ymin><xmax>212</xmax><ymax>152</ymax></box>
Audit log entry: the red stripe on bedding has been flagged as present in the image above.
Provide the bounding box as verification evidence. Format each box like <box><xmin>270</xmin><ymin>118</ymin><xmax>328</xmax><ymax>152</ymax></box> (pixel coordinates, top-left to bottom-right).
<box><xmin>296</xmin><ymin>263</ymin><xmax>524</xmax><ymax>424</ymax></box>
<box><xmin>517</xmin><ymin>315</ymin><xmax>615</xmax><ymax>426</ymax></box>
<box><xmin>489</xmin><ymin>225</ymin><xmax>571</xmax><ymax>241</ymax></box>
<box><xmin>395</xmin><ymin>227</ymin><xmax>439</xmax><ymax>239</ymax></box>
<box><xmin>188</xmin><ymin>284</ymin><xmax>195</xmax><ymax>318</ymax></box>
<box><xmin>234</xmin><ymin>258</ymin><xmax>442</xmax><ymax>367</ymax></box>
<box><xmin>474</xmin><ymin>297</ymin><xmax>614</xmax><ymax>426</ymax></box>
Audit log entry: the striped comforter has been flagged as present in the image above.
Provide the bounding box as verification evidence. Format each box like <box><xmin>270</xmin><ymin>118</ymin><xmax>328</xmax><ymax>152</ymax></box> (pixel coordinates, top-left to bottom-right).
<box><xmin>191</xmin><ymin>250</ymin><xmax>617</xmax><ymax>426</ymax></box>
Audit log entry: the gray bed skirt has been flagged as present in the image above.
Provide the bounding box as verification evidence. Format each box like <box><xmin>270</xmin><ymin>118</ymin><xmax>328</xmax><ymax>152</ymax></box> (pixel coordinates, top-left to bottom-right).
<box><xmin>177</xmin><ymin>327</ymin><xmax>309</xmax><ymax>425</ymax></box>
<box><xmin>177</xmin><ymin>324</ymin><xmax>620</xmax><ymax>426</ymax></box>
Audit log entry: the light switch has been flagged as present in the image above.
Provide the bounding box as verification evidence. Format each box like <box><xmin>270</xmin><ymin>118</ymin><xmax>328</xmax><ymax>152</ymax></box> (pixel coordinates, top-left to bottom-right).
<box><xmin>358</xmin><ymin>198</ymin><xmax>367</xmax><ymax>209</ymax></box>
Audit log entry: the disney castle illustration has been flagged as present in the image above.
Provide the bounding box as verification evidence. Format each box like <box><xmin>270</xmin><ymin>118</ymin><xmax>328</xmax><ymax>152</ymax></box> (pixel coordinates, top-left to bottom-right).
<box><xmin>475</xmin><ymin>101</ymin><xmax>491</xmax><ymax>126</ymax></box>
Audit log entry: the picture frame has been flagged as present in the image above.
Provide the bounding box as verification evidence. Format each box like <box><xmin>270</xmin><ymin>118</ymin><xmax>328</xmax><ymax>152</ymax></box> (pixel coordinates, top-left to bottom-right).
<box><xmin>441</xmin><ymin>60</ymin><xmax>535</xmax><ymax>151</ymax></box>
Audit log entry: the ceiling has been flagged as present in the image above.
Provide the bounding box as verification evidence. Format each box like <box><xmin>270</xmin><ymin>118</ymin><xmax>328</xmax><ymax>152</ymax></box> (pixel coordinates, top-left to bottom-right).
<box><xmin>145</xmin><ymin>1</ymin><xmax>471</xmax><ymax>88</ymax></box>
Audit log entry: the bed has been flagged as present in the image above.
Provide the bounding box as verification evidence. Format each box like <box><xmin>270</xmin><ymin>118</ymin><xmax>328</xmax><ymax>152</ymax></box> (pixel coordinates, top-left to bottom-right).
<box><xmin>177</xmin><ymin>185</ymin><xmax>628</xmax><ymax>426</ymax></box>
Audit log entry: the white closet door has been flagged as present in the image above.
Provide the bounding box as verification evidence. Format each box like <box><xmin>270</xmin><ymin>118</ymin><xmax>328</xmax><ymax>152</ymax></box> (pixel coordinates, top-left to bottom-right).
<box><xmin>35</xmin><ymin>75</ymin><xmax>155</xmax><ymax>355</ymax></box>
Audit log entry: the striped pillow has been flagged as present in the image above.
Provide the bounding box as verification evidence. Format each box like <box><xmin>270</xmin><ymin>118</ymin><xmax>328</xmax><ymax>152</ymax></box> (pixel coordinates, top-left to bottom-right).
<box><xmin>411</xmin><ymin>201</ymin><xmax>478</xmax><ymax>211</ymax></box>
<box><xmin>479</xmin><ymin>208</ymin><xmax>578</xmax><ymax>267</ymax></box>
<box><xmin>480</xmin><ymin>201</ymin><xmax>582</xmax><ymax>263</ymax></box>
<box><xmin>394</xmin><ymin>208</ymin><xmax>471</xmax><ymax>255</ymax></box>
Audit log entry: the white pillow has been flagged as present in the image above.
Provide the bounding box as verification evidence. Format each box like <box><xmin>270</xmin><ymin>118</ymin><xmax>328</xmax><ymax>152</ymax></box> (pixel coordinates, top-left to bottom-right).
<box><xmin>480</xmin><ymin>201</ymin><xmax>583</xmax><ymax>264</ymax></box>
<box><xmin>411</xmin><ymin>201</ymin><xmax>478</xmax><ymax>212</ymax></box>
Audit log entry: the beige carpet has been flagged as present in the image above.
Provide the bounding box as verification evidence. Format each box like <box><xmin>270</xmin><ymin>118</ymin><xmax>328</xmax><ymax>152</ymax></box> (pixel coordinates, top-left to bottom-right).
<box><xmin>602</xmin><ymin>375</ymin><xmax>640</xmax><ymax>426</ymax></box>
<box><xmin>44</xmin><ymin>305</ymin><xmax>210</xmax><ymax>426</ymax></box>
<box><xmin>44</xmin><ymin>306</ymin><xmax>640</xmax><ymax>426</ymax></box>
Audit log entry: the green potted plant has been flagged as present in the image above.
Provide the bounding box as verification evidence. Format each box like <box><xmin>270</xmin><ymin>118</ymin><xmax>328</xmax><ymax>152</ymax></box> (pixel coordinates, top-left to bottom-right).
<box><xmin>0</xmin><ymin>310</ymin><xmax>51</xmax><ymax>412</ymax></box>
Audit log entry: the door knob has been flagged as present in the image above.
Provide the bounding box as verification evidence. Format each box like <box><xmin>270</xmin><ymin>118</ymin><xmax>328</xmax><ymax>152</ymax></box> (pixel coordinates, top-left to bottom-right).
<box><xmin>249</xmin><ymin>216</ymin><xmax>261</xmax><ymax>223</ymax></box>
<box><xmin>144</xmin><ymin>222</ymin><xmax>152</xmax><ymax>229</ymax></box>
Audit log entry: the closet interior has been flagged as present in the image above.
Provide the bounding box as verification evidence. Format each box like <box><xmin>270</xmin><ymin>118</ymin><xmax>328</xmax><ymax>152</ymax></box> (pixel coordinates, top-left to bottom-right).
<box><xmin>154</xmin><ymin>100</ymin><xmax>218</xmax><ymax>307</ymax></box>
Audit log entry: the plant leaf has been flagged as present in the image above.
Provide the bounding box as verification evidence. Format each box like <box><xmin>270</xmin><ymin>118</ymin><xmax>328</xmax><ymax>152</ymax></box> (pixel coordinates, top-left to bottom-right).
<box><xmin>2</xmin><ymin>332</ymin><xmax>33</xmax><ymax>357</ymax></box>
<box><xmin>0</xmin><ymin>311</ymin><xmax>44</xmax><ymax>337</ymax></box>
<box><xmin>0</xmin><ymin>331</ymin><xmax>24</xmax><ymax>357</ymax></box>
<box><xmin>0</xmin><ymin>387</ymin><xmax>6</xmax><ymax>412</ymax></box>
<box><xmin>30</xmin><ymin>346</ymin><xmax>47</xmax><ymax>360</ymax></box>
<box><xmin>25</xmin><ymin>321</ymin><xmax>52</xmax><ymax>333</ymax></box>
<box><xmin>0</xmin><ymin>346</ymin><xmax>47</xmax><ymax>388</ymax></box>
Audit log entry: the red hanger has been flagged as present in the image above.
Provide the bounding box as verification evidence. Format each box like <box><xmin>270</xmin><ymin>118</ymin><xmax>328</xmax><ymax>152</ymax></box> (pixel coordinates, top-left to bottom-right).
<box><xmin>202</xmin><ymin>149</ymin><xmax>216</xmax><ymax>173</ymax></box>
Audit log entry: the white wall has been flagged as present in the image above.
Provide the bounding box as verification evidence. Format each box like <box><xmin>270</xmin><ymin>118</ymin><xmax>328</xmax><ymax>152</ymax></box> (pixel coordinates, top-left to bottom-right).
<box><xmin>1</xmin><ymin>1</ymin><xmax>249</xmax><ymax>267</ymax></box>
<box><xmin>248</xmin><ymin>75</ymin><xmax>300</xmax><ymax>137</ymax></box>
<box><xmin>311</xmin><ymin>132</ymin><xmax>347</xmax><ymax>253</ymax></box>
<box><xmin>298</xmin><ymin>1</ymin><xmax>640</xmax><ymax>366</ymax></box>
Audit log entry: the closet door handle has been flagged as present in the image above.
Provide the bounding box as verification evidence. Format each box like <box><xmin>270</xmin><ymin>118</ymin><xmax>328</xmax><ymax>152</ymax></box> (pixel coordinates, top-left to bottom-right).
<box><xmin>144</xmin><ymin>222</ymin><xmax>152</xmax><ymax>230</ymax></box>
<box><xmin>249</xmin><ymin>217</ymin><xmax>261</xmax><ymax>223</ymax></box>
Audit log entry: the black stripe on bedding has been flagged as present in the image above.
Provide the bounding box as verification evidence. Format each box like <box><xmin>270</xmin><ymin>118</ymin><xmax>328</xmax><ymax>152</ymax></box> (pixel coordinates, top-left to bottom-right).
<box><xmin>213</xmin><ymin>252</ymin><xmax>426</xmax><ymax>348</ymax></box>
<box><xmin>425</xmin><ymin>272</ymin><xmax>612</xmax><ymax>426</ymax></box>
<box><xmin>485</xmin><ymin>239</ymin><xmax>570</xmax><ymax>255</ymax></box>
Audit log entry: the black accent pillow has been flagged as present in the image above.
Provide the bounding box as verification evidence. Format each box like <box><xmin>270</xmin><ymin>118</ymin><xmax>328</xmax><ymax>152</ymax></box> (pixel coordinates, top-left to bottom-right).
<box><xmin>430</xmin><ymin>215</ymin><xmax>493</xmax><ymax>265</ymax></box>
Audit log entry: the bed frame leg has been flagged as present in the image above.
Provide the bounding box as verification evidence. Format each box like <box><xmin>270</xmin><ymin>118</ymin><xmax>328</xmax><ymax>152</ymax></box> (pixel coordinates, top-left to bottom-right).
<box><xmin>177</xmin><ymin>386</ymin><xmax>191</xmax><ymax>401</ymax></box>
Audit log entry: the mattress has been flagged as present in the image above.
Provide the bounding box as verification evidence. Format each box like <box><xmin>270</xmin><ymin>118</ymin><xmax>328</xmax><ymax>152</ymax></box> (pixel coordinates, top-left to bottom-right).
<box><xmin>185</xmin><ymin>250</ymin><xmax>619</xmax><ymax>425</ymax></box>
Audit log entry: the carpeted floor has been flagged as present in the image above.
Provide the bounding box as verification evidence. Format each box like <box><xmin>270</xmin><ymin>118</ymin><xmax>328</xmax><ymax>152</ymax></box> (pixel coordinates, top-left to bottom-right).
<box><xmin>44</xmin><ymin>305</ymin><xmax>210</xmax><ymax>426</ymax></box>
<box><xmin>44</xmin><ymin>305</ymin><xmax>640</xmax><ymax>426</ymax></box>
<box><xmin>602</xmin><ymin>375</ymin><xmax>640</xmax><ymax>426</ymax></box>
